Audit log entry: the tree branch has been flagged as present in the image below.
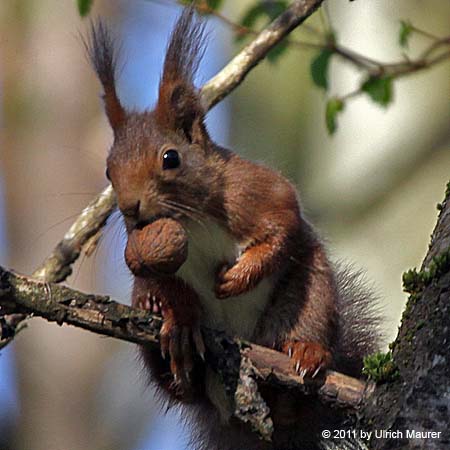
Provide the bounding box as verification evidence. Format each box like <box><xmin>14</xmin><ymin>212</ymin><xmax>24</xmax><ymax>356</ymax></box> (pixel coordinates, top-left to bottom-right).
<box><xmin>32</xmin><ymin>184</ymin><xmax>116</xmax><ymax>283</ymax></box>
<box><xmin>0</xmin><ymin>264</ymin><xmax>371</xmax><ymax>415</ymax></box>
<box><xmin>200</xmin><ymin>0</ymin><xmax>324</xmax><ymax>109</ymax></box>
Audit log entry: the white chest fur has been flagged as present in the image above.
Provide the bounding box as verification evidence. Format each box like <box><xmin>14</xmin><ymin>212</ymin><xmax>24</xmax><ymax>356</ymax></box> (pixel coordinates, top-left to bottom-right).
<box><xmin>176</xmin><ymin>219</ymin><xmax>273</xmax><ymax>340</ymax></box>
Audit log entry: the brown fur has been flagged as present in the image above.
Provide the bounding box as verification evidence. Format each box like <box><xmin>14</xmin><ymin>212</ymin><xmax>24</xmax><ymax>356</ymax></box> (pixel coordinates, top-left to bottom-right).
<box><xmin>84</xmin><ymin>20</ymin><xmax>125</xmax><ymax>131</ymax></box>
<box><xmin>87</xmin><ymin>7</ymin><xmax>382</xmax><ymax>450</ymax></box>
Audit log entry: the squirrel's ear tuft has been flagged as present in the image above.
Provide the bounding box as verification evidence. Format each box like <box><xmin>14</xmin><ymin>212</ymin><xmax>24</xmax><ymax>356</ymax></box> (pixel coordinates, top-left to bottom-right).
<box><xmin>160</xmin><ymin>81</ymin><xmax>207</xmax><ymax>143</ymax></box>
<box><xmin>84</xmin><ymin>20</ymin><xmax>126</xmax><ymax>133</ymax></box>
<box><xmin>159</xmin><ymin>6</ymin><xmax>207</xmax><ymax>88</ymax></box>
<box><xmin>155</xmin><ymin>7</ymin><xmax>209</xmax><ymax>144</ymax></box>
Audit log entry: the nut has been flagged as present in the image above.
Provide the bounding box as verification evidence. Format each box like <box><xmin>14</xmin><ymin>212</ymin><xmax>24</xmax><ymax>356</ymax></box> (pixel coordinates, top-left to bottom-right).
<box><xmin>125</xmin><ymin>218</ymin><xmax>188</xmax><ymax>276</ymax></box>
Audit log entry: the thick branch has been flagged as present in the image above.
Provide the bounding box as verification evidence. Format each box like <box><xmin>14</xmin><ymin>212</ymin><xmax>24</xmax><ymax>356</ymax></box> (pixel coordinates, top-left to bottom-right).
<box><xmin>0</xmin><ymin>264</ymin><xmax>371</xmax><ymax>413</ymax></box>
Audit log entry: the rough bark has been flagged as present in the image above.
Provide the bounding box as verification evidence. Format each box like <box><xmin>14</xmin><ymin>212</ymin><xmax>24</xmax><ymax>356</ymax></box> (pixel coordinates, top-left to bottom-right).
<box><xmin>0</xmin><ymin>264</ymin><xmax>371</xmax><ymax>424</ymax></box>
<box><xmin>360</xmin><ymin>187</ymin><xmax>450</xmax><ymax>449</ymax></box>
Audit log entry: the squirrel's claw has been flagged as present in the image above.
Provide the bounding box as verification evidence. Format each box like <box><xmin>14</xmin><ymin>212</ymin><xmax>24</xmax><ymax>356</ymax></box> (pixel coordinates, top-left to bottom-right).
<box><xmin>192</xmin><ymin>326</ymin><xmax>206</xmax><ymax>360</ymax></box>
<box><xmin>159</xmin><ymin>314</ymin><xmax>204</xmax><ymax>399</ymax></box>
<box><xmin>312</xmin><ymin>366</ymin><xmax>322</xmax><ymax>379</ymax></box>
<box><xmin>160</xmin><ymin>323</ymin><xmax>170</xmax><ymax>360</ymax></box>
<box><xmin>282</xmin><ymin>341</ymin><xmax>332</xmax><ymax>378</ymax></box>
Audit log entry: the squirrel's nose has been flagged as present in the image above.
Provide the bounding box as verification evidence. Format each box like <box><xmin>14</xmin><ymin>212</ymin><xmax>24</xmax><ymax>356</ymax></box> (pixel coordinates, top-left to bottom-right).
<box><xmin>120</xmin><ymin>195</ymin><xmax>159</xmax><ymax>227</ymax></box>
<box><xmin>121</xmin><ymin>200</ymin><xmax>141</xmax><ymax>221</ymax></box>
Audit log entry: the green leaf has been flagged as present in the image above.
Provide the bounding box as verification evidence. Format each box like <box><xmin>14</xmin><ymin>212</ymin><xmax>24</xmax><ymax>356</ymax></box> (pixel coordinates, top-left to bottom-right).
<box><xmin>267</xmin><ymin>40</ymin><xmax>289</xmax><ymax>64</ymax></box>
<box><xmin>240</xmin><ymin>4</ymin><xmax>265</xmax><ymax>29</ymax></box>
<box><xmin>239</xmin><ymin>2</ymin><xmax>290</xmax><ymax>63</ymax></box>
<box><xmin>77</xmin><ymin>0</ymin><xmax>93</xmax><ymax>17</ymax></box>
<box><xmin>262</xmin><ymin>0</ymin><xmax>288</xmax><ymax>21</ymax></box>
<box><xmin>240</xmin><ymin>1</ymin><xmax>288</xmax><ymax>32</ymax></box>
<box><xmin>325</xmin><ymin>98</ymin><xmax>344</xmax><ymax>135</ymax></box>
<box><xmin>361</xmin><ymin>76</ymin><xmax>393</xmax><ymax>107</ymax></box>
<box><xmin>206</xmin><ymin>0</ymin><xmax>224</xmax><ymax>10</ymax></box>
<box><xmin>238</xmin><ymin>1</ymin><xmax>289</xmax><ymax>50</ymax></box>
<box><xmin>236</xmin><ymin>4</ymin><xmax>263</xmax><ymax>42</ymax></box>
<box><xmin>310</xmin><ymin>49</ymin><xmax>333</xmax><ymax>90</ymax></box>
<box><xmin>399</xmin><ymin>20</ymin><xmax>413</xmax><ymax>48</ymax></box>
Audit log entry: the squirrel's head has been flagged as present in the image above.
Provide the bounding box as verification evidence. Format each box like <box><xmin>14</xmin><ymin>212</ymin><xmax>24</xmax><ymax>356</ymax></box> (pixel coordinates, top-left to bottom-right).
<box><xmin>87</xmin><ymin>8</ymin><xmax>217</xmax><ymax>231</ymax></box>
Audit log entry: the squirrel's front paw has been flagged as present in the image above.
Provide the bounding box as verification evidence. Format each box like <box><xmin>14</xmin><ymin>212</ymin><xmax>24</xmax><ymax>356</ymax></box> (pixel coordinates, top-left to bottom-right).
<box><xmin>282</xmin><ymin>341</ymin><xmax>332</xmax><ymax>378</ymax></box>
<box><xmin>215</xmin><ymin>261</ymin><xmax>263</xmax><ymax>299</ymax></box>
<box><xmin>160</xmin><ymin>313</ymin><xmax>205</xmax><ymax>398</ymax></box>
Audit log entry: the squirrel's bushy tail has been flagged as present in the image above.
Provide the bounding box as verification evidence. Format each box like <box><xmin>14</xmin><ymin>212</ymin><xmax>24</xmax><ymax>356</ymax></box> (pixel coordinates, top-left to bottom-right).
<box><xmin>333</xmin><ymin>264</ymin><xmax>385</xmax><ymax>377</ymax></box>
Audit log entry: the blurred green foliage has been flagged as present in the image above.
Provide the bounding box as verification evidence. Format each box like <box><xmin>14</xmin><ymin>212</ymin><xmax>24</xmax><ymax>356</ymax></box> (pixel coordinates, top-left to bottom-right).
<box><xmin>239</xmin><ymin>0</ymin><xmax>288</xmax><ymax>31</ymax></box>
<box><xmin>77</xmin><ymin>0</ymin><xmax>93</xmax><ymax>17</ymax></box>
<box><xmin>206</xmin><ymin>0</ymin><xmax>224</xmax><ymax>10</ymax></box>
<box><xmin>325</xmin><ymin>98</ymin><xmax>344</xmax><ymax>135</ymax></box>
<box><xmin>399</xmin><ymin>20</ymin><xmax>413</xmax><ymax>48</ymax></box>
<box><xmin>310</xmin><ymin>48</ymin><xmax>333</xmax><ymax>90</ymax></box>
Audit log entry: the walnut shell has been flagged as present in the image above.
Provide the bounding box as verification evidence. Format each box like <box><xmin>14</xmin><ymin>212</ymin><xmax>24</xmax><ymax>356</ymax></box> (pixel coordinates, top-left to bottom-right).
<box><xmin>125</xmin><ymin>218</ymin><xmax>188</xmax><ymax>276</ymax></box>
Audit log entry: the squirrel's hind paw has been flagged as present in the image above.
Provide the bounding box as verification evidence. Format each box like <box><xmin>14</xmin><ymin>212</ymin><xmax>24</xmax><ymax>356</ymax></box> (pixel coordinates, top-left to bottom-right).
<box><xmin>160</xmin><ymin>318</ymin><xmax>205</xmax><ymax>399</ymax></box>
<box><xmin>282</xmin><ymin>341</ymin><xmax>332</xmax><ymax>378</ymax></box>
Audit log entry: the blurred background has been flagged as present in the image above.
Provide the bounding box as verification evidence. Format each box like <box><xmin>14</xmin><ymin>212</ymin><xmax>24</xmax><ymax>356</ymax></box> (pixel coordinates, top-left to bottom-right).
<box><xmin>0</xmin><ymin>1</ymin><xmax>449</xmax><ymax>449</ymax></box>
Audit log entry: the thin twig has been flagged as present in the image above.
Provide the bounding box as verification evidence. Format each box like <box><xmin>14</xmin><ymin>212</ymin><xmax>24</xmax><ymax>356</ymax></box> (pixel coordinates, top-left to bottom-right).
<box><xmin>409</xmin><ymin>24</ymin><xmax>442</xmax><ymax>42</ymax></box>
<box><xmin>201</xmin><ymin>0</ymin><xmax>325</xmax><ymax>109</ymax></box>
<box><xmin>195</xmin><ymin>1</ymin><xmax>323</xmax><ymax>50</ymax></box>
<box><xmin>32</xmin><ymin>184</ymin><xmax>116</xmax><ymax>283</ymax></box>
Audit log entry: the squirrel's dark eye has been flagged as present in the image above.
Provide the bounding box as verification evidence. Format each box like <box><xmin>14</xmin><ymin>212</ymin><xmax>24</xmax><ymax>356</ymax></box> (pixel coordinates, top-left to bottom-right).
<box><xmin>162</xmin><ymin>149</ymin><xmax>180</xmax><ymax>170</ymax></box>
<box><xmin>105</xmin><ymin>168</ymin><xmax>111</xmax><ymax>181</ymax></box>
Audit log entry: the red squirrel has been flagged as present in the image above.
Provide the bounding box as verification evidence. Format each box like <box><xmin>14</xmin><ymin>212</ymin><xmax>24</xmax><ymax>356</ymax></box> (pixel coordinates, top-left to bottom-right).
<box><xmin>87</xmin><ymin>8</ymin><xmax>382</xmax><ymax>450</ymax></box>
